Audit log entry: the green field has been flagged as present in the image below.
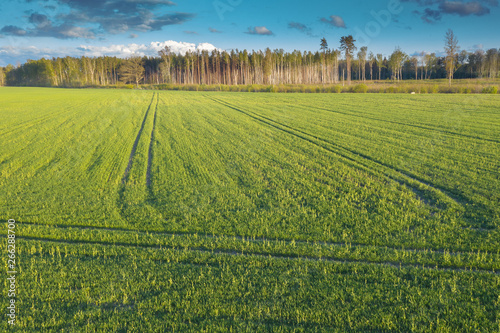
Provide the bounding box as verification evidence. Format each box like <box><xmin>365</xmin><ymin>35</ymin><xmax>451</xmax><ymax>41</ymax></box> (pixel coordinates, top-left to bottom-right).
<box><xmin>1</xmin><ymin>87</ymin><xmax>499</xmax><ymax>332</ymax></box>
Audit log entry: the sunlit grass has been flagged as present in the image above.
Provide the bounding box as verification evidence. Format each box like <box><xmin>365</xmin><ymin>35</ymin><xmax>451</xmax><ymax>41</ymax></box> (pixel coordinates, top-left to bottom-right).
<box><xmin>0</xmin><ymin>88</ymin><xmax>499</xmax><ymax>331</ymax></box>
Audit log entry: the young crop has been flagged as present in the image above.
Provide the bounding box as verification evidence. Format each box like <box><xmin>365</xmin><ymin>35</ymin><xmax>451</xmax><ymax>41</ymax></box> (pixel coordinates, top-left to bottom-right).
<box><xmin>0</xmin><ymin>88</ymin><xmax>499</xmax><ymax>331</ymax></box>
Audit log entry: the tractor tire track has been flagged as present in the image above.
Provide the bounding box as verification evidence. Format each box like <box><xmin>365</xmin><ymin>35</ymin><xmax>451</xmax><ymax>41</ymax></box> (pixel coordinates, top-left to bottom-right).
<box><xmin>289</xmin><ymin>101</ymin><xmax>500</xmax><ymax>144</ymax></box>
<box><xmin>19</xmin><ymin>236</ymin><xmax>499</xmax><ymax>275</ymax></box>
<box><xmin>146</xmin><ymin>93</ymin><xmax>159</xmax><ymax>187</ymax></box>
<box><xmin>206</xmin><ymin>95</ymin><xmax>471</xmax><ymax>210</ymax></box>
<box><xmin>121</xmin><ymin>93</ymin><xmax>156</xmax><ymax>184</ymax></box>
<box><xmin>18</xmin><ymin>220</ymin><xmax>497</xmax><ymax>259</ymax></box>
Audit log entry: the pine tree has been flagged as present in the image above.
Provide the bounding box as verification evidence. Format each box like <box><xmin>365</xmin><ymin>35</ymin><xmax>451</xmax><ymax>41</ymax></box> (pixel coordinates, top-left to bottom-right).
<box><xmin>340</xmin><ymin>35</ymin><xmax>356</xmax><ymax>85</ymax></box>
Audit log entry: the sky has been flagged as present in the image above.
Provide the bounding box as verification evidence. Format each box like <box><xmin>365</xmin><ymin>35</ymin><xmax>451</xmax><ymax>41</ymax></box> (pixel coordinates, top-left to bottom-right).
<box><xmin>0</xmin><ymin>0</ymin><xmax>499</xmax><ymax>66</ymax></box>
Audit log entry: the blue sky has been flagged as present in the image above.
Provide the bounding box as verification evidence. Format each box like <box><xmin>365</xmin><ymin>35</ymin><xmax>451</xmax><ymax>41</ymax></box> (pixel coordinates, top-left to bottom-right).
<box><xmin>0</xmin><ymin>0</ymin><xmax>498</xmax><ymax>66</ymax></box>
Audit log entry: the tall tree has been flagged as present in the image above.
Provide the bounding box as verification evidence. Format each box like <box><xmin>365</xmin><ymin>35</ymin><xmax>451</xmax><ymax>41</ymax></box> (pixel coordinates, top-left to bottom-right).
<box><xmin>389</xmin><ymin>48</ymin><xmax>407</xmax><ymax>81</ymax></box>
<box><xmin>358</xmin><ymin>46</ymin><xmax>368</xmax><ymax>81</ymax></box>
<box><xmin>376</xmin><ymin>54</ymin><xmax>384</xmax><ymax>80</ymax></box>
<box><xmin>158</xmin><ymin>46</ymin><xmax>172</xmax><ymax>83</ymax></box>
<box><xmin>425</xmin><ymin>53</ymin><xmax>437</xmax><ymax>79</ymax></box>
<box><xmin>485</xmin><ymin>48</ymin><xmax>498</xmax><ymax>78</ymax></box>
<box><xmin>368</xmin><ymin>52</ymin><xmax>375</xmax><ymax>80</ymax></box>
<box><xmin>411</xmin><ymin>56</ymin><xmax>419</xmax><ymax>80</ymax></box>
<box><xmin>320</xmin><ymin>38</ymin><xmax>328</xmax><ymax>52</ymax></box>
<box><xmin>0</xmin><ymin>67</ymin><xmax>5</xmax><ymax>86</ymax></box>
<box><xmin>118</xmin><ymin>57</ymin><xmax>145</xmax><ymax>87</ymax></box>
<box><xmin>320</xmin><ymin>38</ymin><xmax>328</xmax><ymax>83</ymax></box>
<box><xmin>332</xmin><ymin>49</ymin><xmax>341</xmax><ymax>83</ymax></box>
<box><xmin>339</xmin><ymin>35</ymin><xmax>357</xmax><ymax>85</ymax></box>
<box><xmin>419</xmin><ymin>52</ymin><xmax>426</xmax><ymax>80</ymax></box>
<box><xmin>263</xmin><ymin>48</ymin><xmax>273</xmax><ymax>84</ymax></box>
<box><xmin>444</xmin><ymin>29</ymin><xmax>459</xmax><ymax>86</ymax></box>
<box><xmin>473</xmin><ymin>50</ymin><xmax>485</xmax><ymax>78</ymax></box>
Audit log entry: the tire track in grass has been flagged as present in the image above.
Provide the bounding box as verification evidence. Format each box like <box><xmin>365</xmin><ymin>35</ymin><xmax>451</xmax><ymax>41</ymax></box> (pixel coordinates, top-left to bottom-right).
<box><xmin>121</xmin><ymin>93</ymin><xmax>156</xmax><ymax>184</ymax></box>
<box><xmin>210</xmin><ymin>95</ymin><xmax>498</xmax><ymax>229</ymax></box>
<box><xmin>17</xmin><ymin>220</ymin><xmax>497</xmax><ymax>263</ymax></box>
<box><xmin>146</xmin><ymin>93</ymin><xmax>159</xmax><ymax>187</ymax></box>
<box><xmin>288</xmin><ymin>100</ymin><xmax>500</xmax><ymax>144</ymax></box>
<box><xmin>216</xmin><ymin>95</ymin><xmax>500</xmax><ymax>229</ymax></box>
<box><xmin>206</xmin><ymin>95</ymin><xmax>470</xmax><ymax>212</ymax></box>
<box><xmin>273</xmin><ymin>101</ymin><xmax>499</xmax><ymax>227</ymax></box>
<box><xmin>18</xmin><ymin>236</ymin><xmax>500</xmax><ymax>275</ymax></box>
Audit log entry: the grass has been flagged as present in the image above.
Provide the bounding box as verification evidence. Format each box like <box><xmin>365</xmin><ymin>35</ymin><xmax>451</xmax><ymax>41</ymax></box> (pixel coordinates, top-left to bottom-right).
<box><xmin>1</xmin><ymin>87</ymin><xmax>499</xmax><ymax>331</ymax></box>
<box><xmin>139</xmin><ymin>79</ymin><xmax>500</xmax><ymax>94</ymax></box>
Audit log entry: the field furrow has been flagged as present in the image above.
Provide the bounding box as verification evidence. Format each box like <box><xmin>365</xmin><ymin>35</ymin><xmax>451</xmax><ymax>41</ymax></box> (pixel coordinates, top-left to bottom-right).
<box><xmin>209</xmin><ymin>93</ymin><xmax>500</xmax><ymax>229</ymax></box>
<box><xmin>18</xmin><ymin>235</ymin><xmax>500</xmax><ymax>275</ymax></box>
<box><xmin>206</xmin><ymin>95</ymin><xmax>464</xmax><ymax>212</ymax></box>
<box><xmin>146</xmin><ymin>93</ymin><xmax>159</xmax><ymax>187</ymax></box>
<box><xmin>122</xmin><ymin>92</ymin><xmax>156</xmax><ymax>184</ymax></box>
<box><xmin>16</xmin><ymin>221</ymin><xmax>500</xmax><ymax>271</ymax></box>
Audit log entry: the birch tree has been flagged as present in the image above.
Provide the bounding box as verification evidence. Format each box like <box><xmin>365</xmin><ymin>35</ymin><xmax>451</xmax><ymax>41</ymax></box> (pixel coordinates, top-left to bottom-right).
<box><xmin>444</xmin><ymin>29</ymin><xmax>459</xmax><ymax>86</ymax></box>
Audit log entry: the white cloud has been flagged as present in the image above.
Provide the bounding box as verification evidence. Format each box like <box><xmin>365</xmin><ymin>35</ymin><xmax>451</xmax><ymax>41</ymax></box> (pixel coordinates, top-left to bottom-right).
<box><xmin>320</xmin><ymin>15</ymin><xmax>346</xmax><ymax>28</ymax></box>
<box><xmin>77</xmin><ymin>40</ymin><xmax>220</xmax><ymax>57</ymax></box>
<box><xmin>0</xmin><ymin>44</ymin><xmax>77</xmax><ymax>65</ymax></box>
<box><xmin>147</xmin><ymin>40</ymin><xmax>219</xmax><ymax>55</ymax></box>
<box><xmin>77</xmin><ymin>41</ymin><xmax>219</xmax><ymax>57</ymax></box>
<box><xmin>197</xmin><ymin>43</ymin><xmax>219</xmax><ymax>52</ymax></box>
<box><xmin>0</xmin><ymin>41</ymin><xmax>220</xmax><ymax>66</ymax></box>
<box><xmin>246</xmin><ymin>26</ymin><xmax>274</xmax><ymax>35</ymax></box>
<box><xmin>0</xmin><ymin>45</ymin><xmax>53</xmax><ymax>57</ymax></box>
<box><xmin>77</xmin><ymin>43</ymin><xmax>150</xmax><ymax>57</ymax></box>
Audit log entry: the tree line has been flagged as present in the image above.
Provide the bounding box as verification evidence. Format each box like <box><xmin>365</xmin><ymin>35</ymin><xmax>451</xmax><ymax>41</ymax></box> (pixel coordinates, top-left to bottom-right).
<box><xmin>1</xmin><ymin>33</ymin><xmax>498</xmax><ymax>88</ymax></box>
